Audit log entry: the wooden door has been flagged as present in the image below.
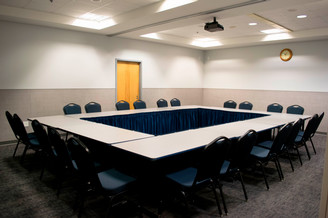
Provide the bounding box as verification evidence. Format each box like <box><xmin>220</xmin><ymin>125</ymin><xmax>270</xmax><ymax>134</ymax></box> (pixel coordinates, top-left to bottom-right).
<box><xmin>116</xmin><ymin>61</ymin><xmax>140</xmax><ymax>109</ymax></box>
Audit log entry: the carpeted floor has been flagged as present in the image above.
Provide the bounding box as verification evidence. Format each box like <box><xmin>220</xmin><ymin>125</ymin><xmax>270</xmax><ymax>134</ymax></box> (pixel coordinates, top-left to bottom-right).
<box><xmin>0</xmin><ymin>133</ymin><xmax>326</xmax><ymax>218</ymax></box>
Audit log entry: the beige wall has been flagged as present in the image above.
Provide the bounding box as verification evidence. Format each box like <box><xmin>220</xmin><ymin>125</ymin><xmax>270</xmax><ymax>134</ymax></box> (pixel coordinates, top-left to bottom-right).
<box><xmin>202</xmin><ymin>88</ymin><xmax>328</xmax><ymax>133</ymax></box>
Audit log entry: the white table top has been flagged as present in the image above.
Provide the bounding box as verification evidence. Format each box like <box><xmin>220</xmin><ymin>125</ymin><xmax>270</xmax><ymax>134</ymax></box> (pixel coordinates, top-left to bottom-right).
<box><xmin>29</xmin><ymin>115</ymin><xmax>153</xmax><ymax>144</ymax></box>
<box><xmin>30</xmin><ymin>106</ymin><xmax>310</xmax><ymax>160</ymax></box>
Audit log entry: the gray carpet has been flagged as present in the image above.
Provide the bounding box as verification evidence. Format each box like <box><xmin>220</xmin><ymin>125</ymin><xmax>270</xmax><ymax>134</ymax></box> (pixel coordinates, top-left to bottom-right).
<box><xmin>0</xmin><ymin>134</ymin><xmax>326</xmax><ymax>218</ymax></box>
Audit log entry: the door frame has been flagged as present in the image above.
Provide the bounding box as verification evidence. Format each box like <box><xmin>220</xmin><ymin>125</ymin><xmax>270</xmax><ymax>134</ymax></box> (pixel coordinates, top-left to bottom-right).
<box><xmin>115</xmin><ymin>58</ymin><xmax>142</xmax><ymax>103</ymax></box>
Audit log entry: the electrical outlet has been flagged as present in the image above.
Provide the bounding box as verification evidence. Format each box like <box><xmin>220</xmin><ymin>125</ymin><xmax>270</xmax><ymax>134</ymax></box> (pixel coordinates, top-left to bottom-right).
<box><xmin>23</xmin><ymin>121</ymin><xmax>29</xmax><ymax>127</ymax></box>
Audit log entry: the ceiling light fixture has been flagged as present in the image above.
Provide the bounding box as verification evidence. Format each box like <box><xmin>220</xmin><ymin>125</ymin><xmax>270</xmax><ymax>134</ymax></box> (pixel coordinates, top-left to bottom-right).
<box><xmin>297</xmin><ymin>15</ymin><xmax>307</xmax><ymax>19</ymax></box>
<box><xmin>262</xmin><ymin>33</ymin><xmax>292</xmax><ymax>41</ymax></box>
<box><xmin>260</xmin><ymin>29</ymin><xmax>285</xmax><ymax>34</ymax></box>
<box><xmin>191</xmin><ymin>38</ymin><xmax>222</xmax><ymax>47</ymax></box>
<box><xmin>140</xmin><ymin>33</ymin><xmax>162</xmax><ymax>40</ymax></box>
<box><xmin>157</xmin><ymin>0</ymin><xmax>197</xmax><ymax>12</ymax></box>
<box><xmin>72</xmin><ymin>13</ymin><xmax>116</xmax><ymax>30</ymax></box>
<box><xmin>248</xmin><ymin>22</ymin><xmax>258</xmax><ymax>26</ymax></box>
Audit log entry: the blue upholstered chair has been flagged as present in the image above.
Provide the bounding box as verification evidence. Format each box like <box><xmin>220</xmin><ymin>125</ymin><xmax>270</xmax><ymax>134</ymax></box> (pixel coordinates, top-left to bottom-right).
<box><xmin>157</xmin><ymin>98</ymin><xmax>168</xmax><ymax>108</ymax></box>
<box><xmin>63</xmin><ymin>103</ymin><xmax>82</xmax><ymax>115</ymax></box>
<box><xmin>284</xmin><ymin>119</ymin><xmax>303</xmax><ymax>170</ymax></box>
<box><xmin>170</xmin><ymin>98</ymin><xmax>181</xmax><ymax>107</ymax></box>
<box><xmin>286</xmin><ymin>105</ymin><xmax>304</xmax><ymax>115</ymax></box>
<box><xmin>293</xmin><ymin>114</ymin><xmax>319</xmax><ymax>162</ymax></box>
<box><xmin>225</xmin><ymin>129</ymin><xmax>258</xmax><ymax>201</ymax></box>
<box><xmin>13</xmin><ymin>114</ymin><xmax>42</xmax><ymax>163</ymax></box>
<box><xmin>223</xmin><ymin>100</ymin><xmax>237</xmax><ymax>109</ymax></box>
<box><xmin>6</xmin><ymin>111</ymin><xmax>37</xmax><ymax>158</ymax></box>
<box><xmin>48</xmin><ymin>127</ymin><xmax>77</xmax><ymax>196</ymax></box>
<box><xmin>165</xmin><ymin>136</ymin><xmax>231</xmax><ymax>215</ymax></box>
<box><xmin>267</xmin><ymin>103</ymin><xmax>283</xmax><ymax>113</ymax></box>
<box><xmin>307</xmin><ymin>112</ymin><xmax>324</xmax><ymax>154</ymax></box>
<box><xmin>239</xmin><ymin>101</ymin><xmax>253</xmax><ymax>110</ymax></box>
<box><xmin>250</xmin><ymin>123</ymin><xmax>292</xmax><ymax>190</ymax></box>
<box><xmin>31</xmin><ymin>119</ymin><xmax>56</xmax><ymax>180</ymax></box>
<box><xmin>67</xmin><ymin>137</ymin><xmax>136</xmax><ymax>217</ymax></box>
<box><xmin>133</xmin><ymin>99</ymin><xmax>146</xmax><ymax>109</ymax></box>
<box><xmin>115</xmin><ymin>100</ymin><xmax>130</xmax><ymax>110</ymax></box>
<box><xmin>85</xmin><ymin>102</ymin><xmax>101</xmax><ymax>113</ymax></box>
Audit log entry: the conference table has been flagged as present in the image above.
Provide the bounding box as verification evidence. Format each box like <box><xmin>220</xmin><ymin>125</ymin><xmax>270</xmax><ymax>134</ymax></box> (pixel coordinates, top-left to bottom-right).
<box><xmin>29</xmin><ymin>105</ymin><xmax>310</xmax><ymax>161</ymax></box>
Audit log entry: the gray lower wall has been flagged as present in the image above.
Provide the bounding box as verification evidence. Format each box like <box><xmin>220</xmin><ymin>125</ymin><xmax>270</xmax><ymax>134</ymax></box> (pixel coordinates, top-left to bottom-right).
<box><xmin>0</xmin><ymin>88</ymin><xmax>203</xmax><ymax>142</ymax></box>
<box><xmin>203</xmin><ymin>88</ymin><xmax>328</xmax><ymax>133</ymax></box>
<box><xmin>2</xmin><ymin>88</ymin><xmax>327</xmax><ymax>142</ymax></box>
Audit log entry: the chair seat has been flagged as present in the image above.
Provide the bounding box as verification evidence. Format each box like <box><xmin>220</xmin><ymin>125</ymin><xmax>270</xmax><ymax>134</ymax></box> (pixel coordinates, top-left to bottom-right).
<box><xmin>250</xmin><ymin>146</ymin><xmax>270</xmax><ymax>158</ymax></box>
<box><xmin>220</xmin><ymin>160</ymin><xmax>230</xmax><ymax>175</ymax></box>
<box><xmin>295</xmin><ymin>135</ymin><xmax>302</xmax><ymax>143</ymax></box>
<box><xmin>29</xmin><ymin>137</ymin><xmax>41</xmax><ymax>147</ymax></box>
<box><xmin>257</xmin><ymin>140</ymin><xmax>273</xmax><ymax>149</ymax></box>
<box><xmin>27</xmin><ymin>133</ymin><xmax>37</xmax><ymax>139</ymax></box>
<box><xmin>166</xmin><ymin>167</ymin><xmax>209</xmax><ymax>188</ymax></box>
<box><xmin>98</xmin><ymin>168</ymin><xmax>136</xmax><ymax>194</ymax></box>
<box><xmin>298</xmin><ymin>131</ymin><xmax>304</xmax><ymax>137</ymax></box>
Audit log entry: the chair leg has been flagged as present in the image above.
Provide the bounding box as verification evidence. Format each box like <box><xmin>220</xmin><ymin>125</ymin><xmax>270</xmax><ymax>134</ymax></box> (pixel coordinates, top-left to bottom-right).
<box><xmin>310</xmin><ymin>138</ymin><xmax>317</xmax><ymax>154</ymax></box>
<box><xmin>238</xmin><ymin>171</ymin><xmax>248</xmax><ymax>201</ymax></box>
<box><xmin>295</xmin><ymin>147</ymin><xmax>303</xmax><ymax>166</ymax></box>
<box><xmin>276</xmin><ymin>157</ymin><xmax>284</xmax><ymax>180</ymax></box>
<box><xmin>286</xmin><ymin>150</ymin><xmax>294</xmax><ymax>172</ymax></box>
<box><xmin>217</xmin><ymin>180</ymin><xmax>228</xmax><ymax>215</ymax></box>
<box><xmin>105</xmin><ymin>196</ymin><xmax>114</xmax><ymax>218</ymax></box>
<box><xmin>303</xmin><ymin>141</ymin><xmax>311</xmax><ymax>160</ymax></box>
<box><xmin>20</xmin><ymin>144</ymin><xmax>29</xmax><ymax>163</ymax></box>
<box><xmin>13</xmin><ymin>139</ymin><xmax>21</xmax><ymax>158</ymax></box>
<box><xmin>210</xmin><ymin>180</ymin><xmax>223</xmax><ymax>216</ymax></box>
<box><xmin>259</xmin><ymin>162</ymin><xmax>269</xmax><ymax>190</ymax></box>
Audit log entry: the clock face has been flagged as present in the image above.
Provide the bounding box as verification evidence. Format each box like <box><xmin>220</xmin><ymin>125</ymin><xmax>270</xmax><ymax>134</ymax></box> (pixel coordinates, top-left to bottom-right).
<box><xmin>280</xmin><ymin>48</ymin><xmax>293</xmax><ymax>61</ymax></box>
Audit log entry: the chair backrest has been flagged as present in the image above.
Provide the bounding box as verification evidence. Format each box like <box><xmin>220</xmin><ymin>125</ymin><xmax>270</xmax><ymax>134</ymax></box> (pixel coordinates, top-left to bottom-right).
<box><xmin>285</xmin><ymin>119</ymin><xmax>302</xmax><ymax>149</ymax></box>
<box><xmin>133</xmin><ymin>99</ymin><xmax>147</xmax><ymax>109</ymax></box>
<box><xmin>48</xmin><ymin>127</ymin><xmax>73</xmax><ymax>169</ymax></box>
<box><xmin>67</xmin><ymin>137</ymin><xmax>100</xmax><ymax>187</ymax></box>
<box><xmin>85</xmin><ymin>102</ymin><xmax>101</xmax><ymax>113</ymax></box>
<box><xmin>115</xmin><ymin>100</ymin><xmax>130</xmax><ymax>111</ymax></box>
<box><xmin>311</xmin><ymin>112</ymin><xmax>324</xmax><ymax>137</ymax></box>
<box><xmin>31</xmin><ymin>120</ymin><xmax>53</xmax><ymax>156</ymax></box>
<box><xmin>286</xmin><ymin>105</ymin><xmax>304</xmax><ymax>115</ymax></box>
<box><xmin>170</xmin><ymin>98</ymin><xmax>181</xmax><ymax>107</ymax></box>
<box><xmin>231</xmin><ymin>129</ymin><xmax>258</xmax><ymax>166</ymax></box>
<box><xmin>196</xmin><ymin>136</ymin><xmax>231</xmax><ymax>183</ymax></box>
<box><xmin>267</xmin><ymin>103</ymin><xmax>283</xmax><ymax>113</ymax></box>
<box><xmin>157</xmin><ymin>98</ymin><xmax>168</xmax><ymax>108</ymax></box>
<box><xmin>13</xmin><ymin>114</ymin><xmax>29</xmax><ymax>144</ymax></box>
<box><xmin>5</xmin><ymin>111</ymin><xmax>19</xmax><ymax>140</ymax></box>
<box><xmin>223</xmin><ymin>100</ymin><xmax>237</xmax><ymax>109</ymax></box>
<box><xmin>270</xmin><ymin>123</ymin><xmax>293</xmax><ymax>154</ymax></box>
<box><xmin>302</xmin><ymin>114</ymin><xmax>319</xmax><ymax>141</ymax></box>
<box><xmin>239</xmin><ymin>101</ymin><xmax>253</xmax><ymax>110</ymax></box>
<box><xmin>63</xmin><ymin>103</ymin><xmax>82</xmax><ymax>115</ymax></box>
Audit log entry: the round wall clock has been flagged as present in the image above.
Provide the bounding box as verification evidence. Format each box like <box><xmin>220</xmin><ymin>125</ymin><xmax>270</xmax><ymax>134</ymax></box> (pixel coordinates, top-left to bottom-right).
<box><xmin>280</xmin><ymin>48</ymin><xmax>293</xmax><ymax>61</ymax></box>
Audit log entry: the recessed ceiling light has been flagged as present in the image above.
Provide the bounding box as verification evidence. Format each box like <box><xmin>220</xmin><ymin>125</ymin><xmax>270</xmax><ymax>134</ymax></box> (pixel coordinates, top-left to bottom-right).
<box><xmin>262</xmin><ymin>33</ymin><xmax>292</xmax><ymax>41</ymax></box>
<box><xmin>248</xmin><ymin>22</ymin><xmax>258</xmax><ymax>26</ymax></box>
<box><xmin>140</xmin><ymin>33</ymin><xmax>161</xmax><ymax>40</ymax></box>
<box><xmin>297</xmin><ymin>15</ymin><xmax>307</xmax><ymax>19</ymax></box>
<box><xmin>157</xmin><ymin>0</ymin><xmax>197</xmax><ymax>12</ymax></box>
<box><xmin>260</xmin><ymin>29</ymin><xmax>284</xmax><ymax>34</ymax></box>
<box><xmin>191</xmin><ymin>38</ymin><xmax>222</xmax><ymax>47</ymax></box>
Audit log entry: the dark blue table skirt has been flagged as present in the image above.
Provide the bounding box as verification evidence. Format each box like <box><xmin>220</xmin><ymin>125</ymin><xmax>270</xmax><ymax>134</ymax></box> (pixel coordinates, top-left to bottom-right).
<box><xmin>81</xmin><ymin>108</ymin><xmax>267</xmax><ymax>136</ymax></box>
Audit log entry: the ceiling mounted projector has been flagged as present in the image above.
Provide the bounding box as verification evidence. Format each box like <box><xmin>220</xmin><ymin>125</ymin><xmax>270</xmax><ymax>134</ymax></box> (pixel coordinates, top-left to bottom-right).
<box><xmin>204</xmin><ymin>17</ymin><xmax>224</xmax><ymax>32</ymax></box>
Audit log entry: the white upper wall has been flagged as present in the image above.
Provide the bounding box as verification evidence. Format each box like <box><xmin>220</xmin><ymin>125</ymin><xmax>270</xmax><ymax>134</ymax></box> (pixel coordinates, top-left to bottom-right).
<box><xmin>204</xmin><ymin>40</ymin><xmax>328</xmax><ymax>92</ymax></box>
<box><xmin>1</xmin><ymin>21</ymin><xmax>328</xmax><ymax>92</ymax></box>
<box><xmin>0</xmin><ymin>21</ymin><xmax>204</xmax><ymax>89</ymax></box>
